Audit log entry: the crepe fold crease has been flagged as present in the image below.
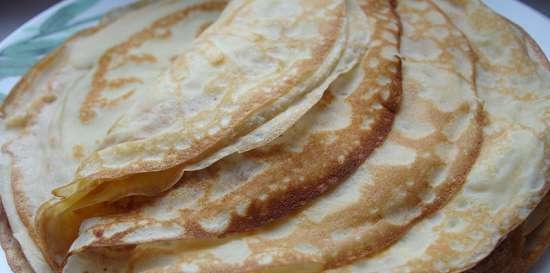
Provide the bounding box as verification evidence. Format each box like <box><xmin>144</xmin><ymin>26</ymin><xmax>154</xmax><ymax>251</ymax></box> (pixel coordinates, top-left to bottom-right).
<box><xmin>0</xmin><ymin>0</ymin><xmax>548</xmax><ymax>273</ymax></box>
<box><xmin>32</xmin><ymin>0</ymin><xmax>371</xmax><ymax>269</ymax></box>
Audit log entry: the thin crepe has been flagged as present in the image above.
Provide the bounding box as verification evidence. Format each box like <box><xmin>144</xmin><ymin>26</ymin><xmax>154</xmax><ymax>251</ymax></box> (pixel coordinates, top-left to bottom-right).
<box><xmin>463</xmin><ymin>192</ymin><xmax>550</xmax><ymax>273</ymax></box>
<box><xmin>3</xmin><ymin>193</ymin><xmax>547</xmax><ymax>273</ymax></box>
<box><xmin>34</xmin><ymin>0</ymin><xmax>370</xmax><ymax>269</ymax></box>
<box><xmin>1</xmin><ymin>1</ymin><xmax>228</xmax><ymax>272</ymax></box>
<box><xmin>68</xmin><ymin>0</ymin><xmax>402</xmax><ymax>251</ymax></box>
<box><xmin>1</xmin><ymin>0</ymin><xmax>548</xmax><ymax>273</ymax></box>
<box><xmin>62</xmin><ymin>0</ymin><xmax>483</xmax><ymax>272</ymax></box>
<box><xmin>326</xmin><ymin>0</ymin><xmax>550</xmax><ymax>272</ymax></box>
<box><xmin>0</xmin><ymin>200</ymin><xmax>34</xmax><ymax>273</ymax></box>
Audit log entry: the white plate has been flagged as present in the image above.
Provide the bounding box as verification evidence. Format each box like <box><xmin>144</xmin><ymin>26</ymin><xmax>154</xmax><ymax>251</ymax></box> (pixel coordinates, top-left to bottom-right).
<box><xmin>0</xmin><ymin>0</ymin><xmax>548</xmax><ymax>272</ymax></box>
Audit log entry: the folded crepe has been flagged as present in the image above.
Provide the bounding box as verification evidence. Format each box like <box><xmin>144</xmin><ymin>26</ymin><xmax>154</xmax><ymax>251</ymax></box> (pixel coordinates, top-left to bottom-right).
<box><xmin>67</xmin><ymin>0</ymin><xmax>402</xmax><ymax>252</ymax></box>
<box><xmin>0</xmin><ymin>0</ymin><xmax>370</xmax><ymax>271</ymax></box>
<box><xmin>60</xmin><ymin>0</ymin><xmax>484</xmax><ymax>272</ymax></box>
<box><xmin>34</xmin><ymin>0</ymin><xmax>369</xmax><ymax>269</ymax></box>
<box><xmin>0</xmin><ymin>0</ymin><xmax>548</xmax><ymax>273</ymax></box>
<box><xmin>1</xmin><ymin>2</ymin><xmax>227</xmax><ymax>272</ymax></box>
<box><xmin>325</xmin><ymin>1</ymin><xmax>549</xmax><ymax>272</ymax></box>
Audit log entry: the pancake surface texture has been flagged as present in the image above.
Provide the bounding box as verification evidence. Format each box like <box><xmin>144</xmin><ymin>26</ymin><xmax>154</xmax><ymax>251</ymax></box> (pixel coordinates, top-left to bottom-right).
<box><xmin>62</xmin><ymin>0</ymin><xmax>484</xmax><ymax>272</ymax></box>
<box><xmin>0</xmin><ymin>0</ymin><xmax>548</xmax><ymax>273</ymax></box>
<box><xmin>66</xmin><ymin>0</ymin><xmax>402</xmax><ymax>252</ymax></box>
<box><xmin>0</xmin><ymin>1</ymin><xmax>229</xmax><ymax>271</ymax></box>
<box><xmin>32</xmin><ymin>0</ymin><xmax>370</xmax><ymax>269</ymax></box>
<box><xmin>326</xmin><ymin>0</ymin><xmax>550</xmax><ymax>272</ymax></box>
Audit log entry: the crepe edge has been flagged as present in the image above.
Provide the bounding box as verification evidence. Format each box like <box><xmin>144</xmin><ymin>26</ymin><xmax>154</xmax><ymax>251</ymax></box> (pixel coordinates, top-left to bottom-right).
<box><xmin>0</xmin><ymin>1</ymin><xmax>548</xmax><ymax>273</ymax></box>
<box><xmin>0</xmin><ymin>0</ymin><xmax>155</xmax><ymax>117</ymax></box>
<box><xmin>458</xmin><ymin>1</ymin><xmax>550</xmax><ymax>271</ymax></box>
<box><xmin>2</xmin><ymin>192</ymin><xmax>546</xmax><ymax>273</ymax></box>
<box><xmin>0</xmin><ymin>1</ymin><xmax>156</xmax><ymax>273</ymax></box>
<box><xmin>0</xmin><ymin>199</ymin><xmax>35</xmax><ymax>273</ymax></box>
<box><xmin>463</xmin><ymin>191</ymin><xmax>550</xmax><ymax>273</ymax></box>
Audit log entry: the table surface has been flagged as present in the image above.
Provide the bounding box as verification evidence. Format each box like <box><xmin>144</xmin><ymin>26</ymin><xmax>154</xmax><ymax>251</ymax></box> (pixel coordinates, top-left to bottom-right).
<box><xmin>0</xmin><ymin>1</ymin><xmax>548</xmax><ymax>273</ymax></box>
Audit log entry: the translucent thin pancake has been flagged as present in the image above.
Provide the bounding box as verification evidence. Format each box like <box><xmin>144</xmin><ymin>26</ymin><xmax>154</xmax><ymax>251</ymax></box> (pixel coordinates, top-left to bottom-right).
<box><xmin>33</xmin><ymin>0</ymin><xmax>371</xmax><ymax>269</ymax></box>
<box><xmin>325</xmin><ymin>0</ymin><xmax>550</xmax><ymax>272</ymax></box>
<box><xmin>68</xmin><ymin>0</ymin><xmax>402</xmax><ymax>251</ymax></box>
<box><xmin>52</xmin><ymin>0</ymin><xmax>370</xmax><ymax>196</ymax></box>
<box><xmin>462</xmin><ymin>192</ymin><xmax>550</xmax><ymax>273</ymax></box>
<box><xmin>0</xmin><ymin>1</ymin><xmax>228</xmax><ymax>272</ymax></box>
<box><xmin>0</xmin><ymin>202</ymin><xmax>34</xmax><ymax>273</ymax></box>
<box><xmin>62</xmin><ymin>1</ymin><xmax>483</xmax><ymax>272</ymax></box>
<box><xmin>1</xmin><ymin>1</ymin><xmax>548</xmax><ymax>273</ymax></box>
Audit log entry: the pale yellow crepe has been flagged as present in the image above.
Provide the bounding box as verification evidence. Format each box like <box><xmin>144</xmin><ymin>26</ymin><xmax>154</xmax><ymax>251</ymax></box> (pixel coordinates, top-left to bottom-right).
<box><xmin>67</xmin><ymin>0</ymin><xmax>402</xmax><ymax>251</ymax></box>
<box><xmin>326</xmin><ymin>0</ymin><xmax>550</xmax><ymax>272</ymax></box>
<box><xmin>30</xmin><ymin>0</ymin><xmax>370</xmax><ymax>269</ymax></box>
<box><xmin>1</xmin><ymin>1</ymin><xmax>226</xmax><ymax>272</ymax></box>
<box><xmin>1</xmin><ymin>0</ymin><xmax>548</xmax><ymax>273</ymax></box>
<box><xmin>61</xmin><ymin>1</ymin><xmax>484</xmax><ymax>272</ymax></box>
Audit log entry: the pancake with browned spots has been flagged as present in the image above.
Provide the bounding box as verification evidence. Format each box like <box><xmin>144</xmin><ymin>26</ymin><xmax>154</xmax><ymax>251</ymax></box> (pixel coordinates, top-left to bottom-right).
<box><xmin>61</xmin><ymin>1</ymin><xmax>484</xmax><ymax>272</ymax></box>
<box><xmin>33</xmin><ymin>0</ymin><xmax>371</xmax><ymax>269</ymax></box>
<box><xmin>327</xmin><ymin>0</ymin><xmax>550</xmax><ymax>272</ymax></box>
<box><xmin>1</xmin><ymin>1</ymin><xmax>228</xmax><ymax>272</ymax></box>
<box><xmin>68</xmin><ymin>0</ymin><xmax>402</xmax><ymax>254</ymax></box>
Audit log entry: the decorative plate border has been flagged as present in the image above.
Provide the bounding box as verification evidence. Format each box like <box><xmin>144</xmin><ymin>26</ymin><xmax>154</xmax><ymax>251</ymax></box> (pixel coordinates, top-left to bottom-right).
<box><xmin>0</xmin><ymin>0</ymin><xmax>135</xmax><ymax>100</ymax></box>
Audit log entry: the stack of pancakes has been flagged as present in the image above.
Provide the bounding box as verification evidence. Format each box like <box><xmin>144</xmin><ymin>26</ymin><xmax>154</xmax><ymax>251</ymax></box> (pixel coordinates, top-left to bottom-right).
<box><xmin>0</xmin><ymin>1</ymin><xmax>548</xmax><ymax>272</ymax></box>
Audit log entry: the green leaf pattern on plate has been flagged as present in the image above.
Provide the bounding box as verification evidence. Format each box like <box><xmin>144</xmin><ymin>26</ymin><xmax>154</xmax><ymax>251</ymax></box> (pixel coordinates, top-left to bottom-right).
<box><xmin>40</xmin><ymin>0</ymin><xmax>99</xmax><ymax>34</ymax></box>
<box><xmin>0</xmin><ymin>0</ymin><xmax>100</xmax><ymax>83</ymax></box>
